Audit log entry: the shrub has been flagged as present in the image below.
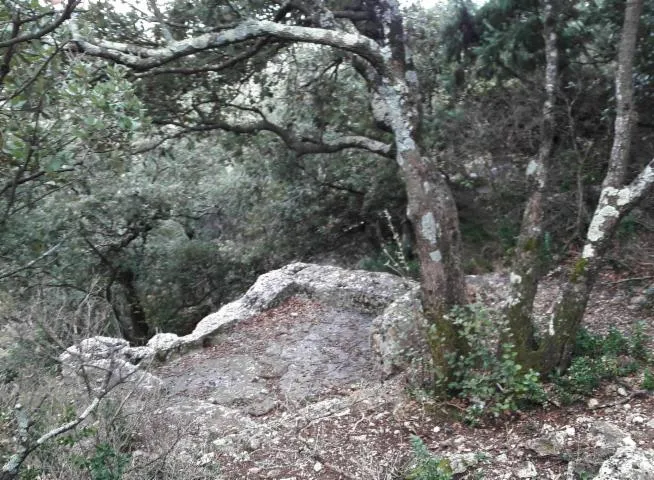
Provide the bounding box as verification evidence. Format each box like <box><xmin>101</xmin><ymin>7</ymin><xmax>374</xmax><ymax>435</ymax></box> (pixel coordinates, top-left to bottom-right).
<box><xmin>433</xmin><ymin>305</ymin><xmax>545</xmax><ymax>423</ymax></box>
<box><xmin>557</xmin><ymin>325</ymin><xmax>652</xmax><ymax>402</ymax></box>
<box><xmin>404</xmin><ymin>436</ymin><xmax>452</xmax><ymax>480</ymax></box>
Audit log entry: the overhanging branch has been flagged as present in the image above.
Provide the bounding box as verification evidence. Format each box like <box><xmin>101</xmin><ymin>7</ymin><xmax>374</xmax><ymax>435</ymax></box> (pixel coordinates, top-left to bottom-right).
<box><xmin>72</xmin><ymin>19</ymin><xmax>384</xmax><ymax>71</ymax></box>
<box><xmin>0</xmin><ymin>0</ymin><xmax>80</xmax><ymax>49</ymax></box>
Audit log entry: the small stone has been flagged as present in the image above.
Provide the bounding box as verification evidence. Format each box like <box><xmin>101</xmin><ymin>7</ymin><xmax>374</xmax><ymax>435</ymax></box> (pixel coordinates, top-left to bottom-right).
<box><xmin>630</xmin><ymin>295</ymin><xmax>646</xmax><ymax>306</ymax></box>
<box><xmin>453</xmin><ymin>436</ymin><xmax>466</xmax><ymax>445</ymax></box>
<box><xmin>622</xmin><ymin>436</ymin><xmax>636</xmax><ymax>447</ymax></box>
<box><xmin>617</xmin><ymin>387</ymin><xmax>628</xmax><ymax>397</ymax></box>
<box><xmin>516</xmin><ymin>461</ymin><xmax>537</xmax><ymax>478</ymax></box>
<box><xmin>197</xmin><ymin>452</ymin><xmax>215</xmax><ymax>466</ymax></box>
<box><xmin>646</xmin><ymin>419</ymin><xmax>654</xmax><ymax>429</ymax></box>
<box><xmin>433</xmin><ymin>426</ymin><xmax>441</xmax><ymax>433</ymax></box>
<box><xmin>496</xmin><ymin>453</ymin><xmax>508</xmax><ymax>463</ymax></box>
<box><xmin>588</xmin><ymin>398</ymin><xmax>600</xmax><ymax>409</ymax></box>
<box><xmin>565</xmin><ymin>426</ymin><xmax>576</xmax><ymax>437</ymax></box>
<box><xmin>313</xmin><ymin>461</ymin><xmax>323</xmax><ymax>472</ymax></box>
<box><xmin>632</xmin><ymin>416</ymin><xmax>645</xmax><ymax>425</ymax></box>
<box><xmin>525</xmin><ymin>434</ymin><xmax>564</xmax><ymax>457</ymax></box>
<box><xmin>624</xmin><ymin>403</ymin><xmax>632</xmax><ymax>410</ymax></box>
<box><xmin>448</xmin><ymin>452</ymin><xmax>479</xmax><ymax>474</ymax></box>
<box><xmin>245</xmin><ymin>437</ymin><xmax>261</xmax><ymax>452</ymax></box>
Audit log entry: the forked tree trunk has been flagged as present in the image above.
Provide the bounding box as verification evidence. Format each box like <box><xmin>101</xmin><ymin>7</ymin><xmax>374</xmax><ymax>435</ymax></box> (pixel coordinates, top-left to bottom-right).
<box><xmin>537</xmin><ymin>0</ymin><xmax>648</xmax><ymax>373</ymax></box>
<box><xmin>506</xmin><ymin>0</ymin><xmax>558</xmax><ymax>368</ymax></box>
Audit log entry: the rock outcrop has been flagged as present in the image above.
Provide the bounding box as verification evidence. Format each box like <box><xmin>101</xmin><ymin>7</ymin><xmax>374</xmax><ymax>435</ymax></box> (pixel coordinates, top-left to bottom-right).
<box><xmin>60</xmin><ymin>263</ymin><xmax>425</xmax><ymax>386</ymax></box>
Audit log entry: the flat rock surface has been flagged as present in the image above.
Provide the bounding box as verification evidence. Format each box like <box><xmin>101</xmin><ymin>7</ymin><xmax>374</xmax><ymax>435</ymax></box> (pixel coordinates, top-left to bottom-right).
<box><xmin>156</xmin><ymin>297</ymin><xmax>377</xmax><ymax>409</ymax></box>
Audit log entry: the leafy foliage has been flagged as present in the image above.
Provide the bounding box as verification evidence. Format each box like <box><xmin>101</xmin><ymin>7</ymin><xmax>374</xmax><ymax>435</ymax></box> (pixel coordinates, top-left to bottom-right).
<box><xmin>556</xmin><ymin>325</ymin><xmax>652</xmax><ymax>402</ymax></box>
<box><xmin>433</xmin><ymin>305</ymin><xmax>545</xmax><ymax>423</ymax></box>
<box><xmin>404</xmin><ymin>436</ymin><xmax>453</xmax><ymax>480</ymax></box>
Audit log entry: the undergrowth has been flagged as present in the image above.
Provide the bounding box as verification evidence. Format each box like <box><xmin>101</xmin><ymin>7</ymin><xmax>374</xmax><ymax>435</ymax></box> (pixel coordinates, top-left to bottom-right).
<box><xmin>404</xmin><ymin>436</ymin><xmax>453</xmax><ymax>480</ymax></box>
<box><xmin>554</xmin><ymin>322</ymin><xmax>652</xmax><ymax>404</ymax></box>
<box><xmin>432</xmin><ymin>304</ymin><xmax>546</xmax><ymax>424</ymax></box>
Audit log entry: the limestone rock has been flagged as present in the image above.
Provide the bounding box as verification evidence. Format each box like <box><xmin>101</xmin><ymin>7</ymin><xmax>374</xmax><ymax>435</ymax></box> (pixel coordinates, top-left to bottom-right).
<box><xmin>447</xmin><ymin>452</ymin><xmax>479</xmax><ymax>474</ymax></box>
<box><xmin>59</xmin><ymin>336</ymin><xmax>161</xmax><ymax>391</ymax></box>
<box><xmin>147</xmin><ymin>333</ymin><xmax>182</xmax><ymax>353</ymax></box>
<box><xmin>516</xmin><ymin>461</ymin><xmax>537</xmax><ymax>478</ymax></box>
<box><xmin>370</xmin><ymin>287</ymin><xmax>428</xmax><ymax>378</ymax></box>
<box><xmin>587</xmin><ymin>421</ymin><xmax>635</xmax><ymax>453</ymax></box>
<box><xmin>185</xmin><ymin>263</ymin><xmax>414</xmax><ymax>352</ymax></box>
<box><xmin>593</xmin><ymin>446</ymin><xmax>654</xmax><ymax>479</ymax></box>
<box><xmin>525</xmin><ymin>431</ymin><xmax>566</xmax><ymax>457</ymax></box>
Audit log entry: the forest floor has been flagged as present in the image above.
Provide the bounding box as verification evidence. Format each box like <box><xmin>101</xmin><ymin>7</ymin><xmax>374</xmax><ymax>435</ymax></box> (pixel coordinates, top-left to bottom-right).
<box><xmin>152</xmin><ymin>264</ymin><xmax>654</xmax><ymax>479</ymax></box>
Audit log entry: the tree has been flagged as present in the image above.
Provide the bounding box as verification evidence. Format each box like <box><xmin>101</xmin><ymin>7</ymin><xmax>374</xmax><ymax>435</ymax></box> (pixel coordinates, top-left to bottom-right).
<box><xmin>537</xmin><ymin>0</ymin><xmax>651</xmax><ymax>371</ymax></box>
<box><xmin>69</xmin><ymin>0</ymin><xmax>654</xmax><ymax>377</ymax></box>
<box><xmin>71</xmin><ymin>0</ymin><xmax>469</xmax><ymax>376</ymax></box>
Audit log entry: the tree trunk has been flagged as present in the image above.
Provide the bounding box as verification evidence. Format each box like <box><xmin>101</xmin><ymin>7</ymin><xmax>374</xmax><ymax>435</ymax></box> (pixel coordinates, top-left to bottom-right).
<box><xmin>537</xmin><ymin>0</ymin><xmax>646</xmax><ymax>373</ymax></box>
<box><xmin>373</xmin><ymin>1</ymin><xmax>467</xmax><ymax>381</ymax></box>
<box><xmin>505</xmin><ymin>0</ymin><xmax>558</xmax><ymax>367</ymax></box>
<box><xmin>107</xmin><ymin>268</ymin><xmax>150</xmax><ymax>345</ymax></box>
<box><xmin>540</xmin><ymin>159</ymin><xmax>654</xmax><ymax>372</ymax></box>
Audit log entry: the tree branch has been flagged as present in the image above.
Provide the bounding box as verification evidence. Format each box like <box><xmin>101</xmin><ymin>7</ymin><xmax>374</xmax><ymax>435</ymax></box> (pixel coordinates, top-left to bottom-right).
<box><xmin>162</xmin><ymin>114</ymin><xmax>392</xmax><ymax>158</ymax></box>
<box><xmin>72</xmin><ymin>19</ymin><xmax>384</xmax><ymax>72</ymax></box>
<box><xmin>0</xmin><ymin>0</ymin><xmax>80</xmax><ymax>49</ymax></box>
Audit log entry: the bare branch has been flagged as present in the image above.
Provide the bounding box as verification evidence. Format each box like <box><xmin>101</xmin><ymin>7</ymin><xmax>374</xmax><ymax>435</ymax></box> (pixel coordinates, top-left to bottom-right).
<box><xmin>135</xmin><ymin>36</ymin><xmax>283</xmax><ymax>77</ymax></box>
<box><xmin>0</xmin><ymin>0</ymin><xmax>80</xmax><ymax>49</ymax></box>
<box><xmin>1</xmin><ymin>369</ymin><xmax>111</xmax><ymax>480</ymax></box>
<box><xmin>0</xmin><ymin>235</ymin><xmax>68</xmax><ymax>280</ymax></box>
<box><xmin>162</xmin><ymin>114</ymin><xmax>392</xmax><ymax>158</ymax></box>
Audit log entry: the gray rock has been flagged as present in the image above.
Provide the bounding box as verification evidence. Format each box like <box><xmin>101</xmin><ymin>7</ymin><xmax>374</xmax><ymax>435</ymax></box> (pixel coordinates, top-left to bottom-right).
<box><xmin>147</xmin><ymin>333</ymin><xmax>182</xmax><ymax>353</ymax></box>
<box><xmin>183</xmin><ymin>263</ymin><xmax>414</xmax><ymax>353</ymax></box>
<box><xmin>587</xmin><ymin>421</ymin><xmax>634</xmax><ymax>453</ymax></box>
<box><xmin>447</xmin><ymin>452</ymin><xmax>479</xmax><ymax>474</ymax></box>
<box><xmin>370</xmin><ymin>287</ymin><xmax>428</xmax><ymax>378</ymax></box>
<box><xmin>516</xmin><ymin>461</ymin><xmax>538</xmax><ymax>478</ymax></box>
<box><xmin>593</xmin><ymin>446</ymin><xmax>654</xmax><ymax>479</ymax></box>
<box><xmin>59</xmin><ymin>336</ymin><xmax>161</xmax><ymax>391</ymax></box>
<box><xmin>525</xmin><ymin>431</ymin><xmax>566</xmax><ymax>457</ymax></box>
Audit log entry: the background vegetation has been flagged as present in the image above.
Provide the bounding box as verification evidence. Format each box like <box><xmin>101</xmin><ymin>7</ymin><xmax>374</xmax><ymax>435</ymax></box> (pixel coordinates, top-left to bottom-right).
<box><xmin>1</xmin><ymin>0</ymin><xmax>654</xmax><ymax>477</ymax></box>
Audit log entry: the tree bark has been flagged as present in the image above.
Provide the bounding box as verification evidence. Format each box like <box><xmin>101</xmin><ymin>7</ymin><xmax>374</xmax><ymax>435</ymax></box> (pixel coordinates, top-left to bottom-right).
<box><xmin>538</xmin><ymin>0</ymin><xmax>647</xmax><ymax>373</ymax></box>
<box><xmin>370</xmin><ymin>1</ymin><xmax>467</xmax><ymax>380</ymax></box>
<box><xmin>505</xmin><ymin>0</ymin><xmax>558</xmax><ymax>367</ymax></box>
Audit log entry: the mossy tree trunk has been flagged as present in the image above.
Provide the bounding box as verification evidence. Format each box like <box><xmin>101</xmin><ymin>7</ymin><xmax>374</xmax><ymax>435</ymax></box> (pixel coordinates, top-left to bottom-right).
<box><xmin>535</xmin><ymin>0</ymin><xmax>650</xmax><ymax>373</ymax></box>
<box><xmin>505</xmin><ymin>0</ymin><xmax>558</xmax><ymax>368</ymax></box>
<box><xmin>366</xmin><ymin>0</ymin><xmax>468</xmax><ymax>382</ymax></box>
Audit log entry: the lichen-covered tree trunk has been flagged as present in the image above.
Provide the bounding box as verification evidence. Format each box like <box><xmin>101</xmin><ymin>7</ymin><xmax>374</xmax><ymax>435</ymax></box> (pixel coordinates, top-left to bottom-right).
<box><xmin>372</xmin><ymin>0</ymin><xmax>467</xmax><ymax>380</ymax></box>
<box><xmin>505</xmin><ymin>0</ymin><xmax>558</xmax><ymax>367</ymax></box>
<box><xmin>537</xmin><ymin>0</ymin><xmax>648</xmax><ymax>373</ymax></box>
<box><xmin>540</xmin><ymin>159</ymin><xmax>654</xmax><ymax>372</ymax></box>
